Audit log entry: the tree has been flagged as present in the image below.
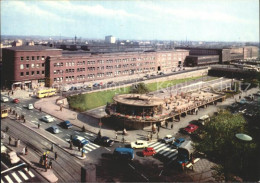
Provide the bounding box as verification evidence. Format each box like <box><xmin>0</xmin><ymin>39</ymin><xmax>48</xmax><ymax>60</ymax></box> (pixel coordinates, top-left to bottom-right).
<box><xmin>130</xmin><ymin>83</ymin><xmax>150</xmax><ymax>94</ymax></box>
<box><xmin>194</xmin><ymin>110</ymin><xmax>255</xmax><ymax>181</ymax></box>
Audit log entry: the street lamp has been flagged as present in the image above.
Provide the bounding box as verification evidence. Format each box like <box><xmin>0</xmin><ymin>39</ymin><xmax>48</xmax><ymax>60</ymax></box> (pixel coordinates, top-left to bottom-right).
<box><xmin>235</xmin><ymin>133</ymin><xmax>252</xmax><ymax>141</ymax></box>
<box><xmin>235</xmin><ymin>133</ymin><xmax>252</xmax><ymax>180</ymax></box>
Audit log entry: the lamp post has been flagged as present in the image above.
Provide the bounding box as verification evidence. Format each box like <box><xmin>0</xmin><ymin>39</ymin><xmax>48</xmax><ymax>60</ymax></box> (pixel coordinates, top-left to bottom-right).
<box><xmin>235</xmin><ymin>133</ymin><xmax>252</xmax><ymax>180</ymax></box>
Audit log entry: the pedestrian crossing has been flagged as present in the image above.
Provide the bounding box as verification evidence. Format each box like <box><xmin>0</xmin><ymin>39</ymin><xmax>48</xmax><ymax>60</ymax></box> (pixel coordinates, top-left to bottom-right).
<box><xmin>1</xmin><ymin>168</ymin><xmax>35</xmax><ymax>183</ymax></box>
<box><xmin>82</xmin><ymin>142</ymin><xmax>100</xmax><ymax>153</ymax></box>
<box><xmin>147</xmin><ymin>141</ymin><xmax>178</xmax><ymax>161</ymax></box>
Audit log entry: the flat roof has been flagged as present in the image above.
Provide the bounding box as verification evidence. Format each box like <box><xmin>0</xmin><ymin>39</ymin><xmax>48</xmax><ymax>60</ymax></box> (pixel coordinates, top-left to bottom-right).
<box><xmin>113</xmin><ymin>94</ymin><xmax>164</xmax><ymax>107</ymax></box>
<box><xmin>4</xmin><ymin>46</ymin><xmax>62</xmax><ymax>51</ymax></box>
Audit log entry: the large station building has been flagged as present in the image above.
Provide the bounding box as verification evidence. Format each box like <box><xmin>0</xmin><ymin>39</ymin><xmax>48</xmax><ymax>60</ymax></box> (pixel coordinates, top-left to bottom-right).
<box><xmin>1</xmin><ymin>46</ymin><xmax>189</xmax><ymax>89</ymax></box>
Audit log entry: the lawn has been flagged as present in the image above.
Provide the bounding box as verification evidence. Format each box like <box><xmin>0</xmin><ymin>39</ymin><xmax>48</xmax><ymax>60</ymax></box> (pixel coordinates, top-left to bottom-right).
<box><xmin>67</xmin><ymin>76</ymin><xmax>204</xmax><ymax>111</ymax></box>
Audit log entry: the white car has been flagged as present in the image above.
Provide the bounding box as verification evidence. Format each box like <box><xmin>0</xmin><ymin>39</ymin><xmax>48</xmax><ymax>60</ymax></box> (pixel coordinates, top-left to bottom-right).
<box><xmin>41</xmin><ymin>115</ymin><xmax>55</xmax><ymax>123</ymax></box>
<box><xmin>1</xmin><ymin>97</ymin><xmax>9</xmax><ymax>102</ymax></box>
<box><xmin>28</xmin><ymin>104</ymin><xmax>34</xmax><ymax>110</ymax></box>
<box><xmin>131</xmin><ymin>140</ymin><xmax>148</xmax><ymax>149</ymax></box>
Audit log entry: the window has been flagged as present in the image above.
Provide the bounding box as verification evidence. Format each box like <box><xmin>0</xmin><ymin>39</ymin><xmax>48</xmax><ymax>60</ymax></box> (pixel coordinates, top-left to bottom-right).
<box><xmin>26</xmin><ymin>56</ymin><xmax>29</xmax><ymax>61</ymax></box>
<box><xmin>21</xmin><ymin>57</ymin><xmax>24</xmax><ymax>61</ymax></box>
<box><xmin>26</xmin><ymin>72</ymin><xmax>29</xmax><ymax>76</ymax></box>
<box><xmin>32</xmin><ymin>56</ymin><xmax>35</xmax><ymax>60</ymax></box>
<box><xmin>37</xmin><ymin>56</ymin><xmax>40</xmax><ymax>60</ymax></box>
<box><xmin>42</xmin><ymin>70</ymin><xmax>45</xmax><ymax>74</ymax></box>
<box><xmin>41</xmin><ymin>56</ymin><xmax>45</xmax><ymax>60</ymax></box>
<box><xmin>37</xmin><ymin>71</ymin><xmax>40</xmax><ymax>75</ymax></box>
<box><xmin>31</xmin><ymin>71</ymin><xmax>35</xmax><ymax>75</ymax></box>
<box><xmin>20</xmin><ymin>72</ymin><xmax>24</xmax><ymax>76</ymax></box>
<box><xmin>42</xmin><ymin>63</ymin><xmax>45</xmax><ymax>67</ymax></box>
<box><xmin>31</xmin><ymin>64</ymin><xmax>35</xmax><ymax>68</ymax></box>
<box><xmin>20</xmin><ymin>64</ymin><xmax>24</xmax><ymax>69</ymax></box>
<box><xmin>26</xmin><ymin>64</ymin><xmax>29</xmax><ymax>69</ymax></box>
<box><xmin>36</xmin><ymin>64</ymin><xmax>40</xmax><ymax>68</ymax></box>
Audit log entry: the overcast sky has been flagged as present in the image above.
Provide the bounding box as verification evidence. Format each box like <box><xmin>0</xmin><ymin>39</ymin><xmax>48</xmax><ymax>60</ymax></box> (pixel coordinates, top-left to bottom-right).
<box><xmin>1</xmin><ymin>0</ymin><xmax>259</xmax><ymax>42</ymax></box>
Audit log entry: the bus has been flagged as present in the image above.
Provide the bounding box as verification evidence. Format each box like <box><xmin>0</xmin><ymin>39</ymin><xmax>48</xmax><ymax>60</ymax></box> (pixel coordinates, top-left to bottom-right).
<box><xmin>177</xmin><ymin>140</ymin><xmax>194</xmax><ymax>166</ymax></box>
<box><xmin>1</xmin><ymin>105</ymin><xmax>10</xmax><ymax>118</ymax></box>
<box><xmin>113</xmin><ymin>147</ymin><xmax>134</xmax><ymax>160</ymax></box>
<box><xmin>36</xmin><ymin>88</ymin><xmax>56</xmax><ymax>98</ymax></box>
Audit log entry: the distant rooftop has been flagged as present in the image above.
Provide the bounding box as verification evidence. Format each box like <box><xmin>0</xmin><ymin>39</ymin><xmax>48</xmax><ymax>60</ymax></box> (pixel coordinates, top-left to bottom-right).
<box><xmin>4</xmin><ymin>45</ymin><xmax>62</xmax><ymax>51</ymax></box>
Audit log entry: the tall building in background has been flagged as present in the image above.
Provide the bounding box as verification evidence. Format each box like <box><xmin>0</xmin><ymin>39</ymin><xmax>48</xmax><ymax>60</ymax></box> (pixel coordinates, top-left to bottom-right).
<box><xmin>105</xmin><ymin>35</ymin><xmax>116</xmax><ymax>44</ymax></box>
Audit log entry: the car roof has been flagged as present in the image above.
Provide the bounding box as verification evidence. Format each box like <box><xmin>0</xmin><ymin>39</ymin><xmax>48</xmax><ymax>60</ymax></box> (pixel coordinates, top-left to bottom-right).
<box><xmin>75</xmin><ymin>136</ymin><xmax>85</xmax><ymax>141</ymax></box>
<box><xmin>188</xmin><ymin>124</ymin><xmax>197</xmax><ymax>127</ymax></box>
<box><xmin>45</xmin><ymin>115</ymin><xmax>52</xmax><ymax>118</ymax></box>
<box><xmin>64</xmin><ymin>120</ymin><xmax>71</xmax><ymax>124</ymax></box>
<box><xmin>176</xmin><ymin>138</ymin><xmax>185</xmax><ymax>141</ymax></box>
<box><xmin>136</xmin><ymin>140</ymin><xmax>146</xmax><ymax>143</ymax></box>
<box><xmin>146</xmin><ymin>147</ymin><xmax>155</xmax><ymax>150</ymax></box>
<box><xmin>165</xmin><ymin>135</ymin><xmax>172</xmax><ymax>138</ymax></box>
<box><xmin>102</xmin><ymin>136</ymin><xmax>109</xmax><ymax>140</ymax></box>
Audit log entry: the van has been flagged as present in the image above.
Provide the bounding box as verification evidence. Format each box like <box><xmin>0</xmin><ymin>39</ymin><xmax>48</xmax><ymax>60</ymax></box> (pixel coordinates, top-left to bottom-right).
<box><xmin>198</xmin><ymin>115</ymin><xmax>210</xmax><ymax>125</ymax></box>
<box><xmin>113</xmin><ymin>147</ymin><xmax>134</xmax><ymax>160</ymax></box>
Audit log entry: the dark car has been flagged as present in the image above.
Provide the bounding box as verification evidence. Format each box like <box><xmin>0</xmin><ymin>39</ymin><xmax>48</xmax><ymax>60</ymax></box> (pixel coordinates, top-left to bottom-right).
<box><xmin>72</xmin><ymin>136</ymin><xmax>89</xmax><ymax>147</ymax></box>
<box><xmin>47</xmin><ymin>125</ymin><xmax>60</xmax><ymax>134</ymax></box>
<box><xmin>94</xmin><ymin>136</ymin><xmax>114</xmax><ymax>147</ymax></box>
<box><xmin>93</xmin><ymin>83</ymin><xmax>100</xmax><ymax>87</ymax></box>
<box><xmin>60</xmin><ymin>120</ymin><xmax>72</xmax><ymax>129</ymax></box>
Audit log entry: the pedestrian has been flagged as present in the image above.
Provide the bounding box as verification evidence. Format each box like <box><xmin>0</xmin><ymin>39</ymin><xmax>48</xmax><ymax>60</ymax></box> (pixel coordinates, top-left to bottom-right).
<box><xmin>25</xmin><ymin>146</ymin><xmax>28</xmax><ymax>155</ymax></box>
<box><xmin>11</xmin><ymin>90</ymin><xmax>14</xmax><ymax>95</ymax></box>
<box><xmin>27</xmin><ymin>164</ymin><xmax>30</xmax><ymax>172</ymax></box>
<box><xmin>9</xmin><ymin>136</ymin><xmax>12</xmax><ymax>145</ymax></box>
<box><xmin>157</xmin><ymin>126</ymin><xmax>160</xmax><ymax>133</ymax></box>
<box><xmin>39</xmin><ymin>107</ymin><xmax>42</xmax><ymax>112</ymax></box>
<box><xmin>23</xmin><ymin>118</ymin><xmax>26</xmax><ymax>123</ymax></box>
<box><xmin>54</xmin><ymin>152</ymin><xmax>58</xmax><ymax>160</ymax></box>
<box><xmin>6</xmin><ymin>126</ymin><xmax>9</xmax><ymax>133</ymax></box>
<box><xmin>49</xmin><ymin>160</ymin><xmax>52</xmax><ymax>169</ymax></box>
<box><xmin>171</xmin><ymin>124</ymin><xmax>173</xmax><ymax>129</ymax></box>
<box><xmin>78</xmin><ymin>143</ymin><xmax>81</xmax><ymax>151</ymax></box>
<box><xmin>22</xmin><ymin>147</ymin><xmax>26</xmax><ymax>155</ymax></box>
<box><xmin>70</xmin><ymin>140</ymin><xmax>73</xmax><ymax>149</ymax></box>
<box><xmin>51</xmin><ymin>143</ymin><xmax>54</xmax><ymax>152</ymax></box>
<box><xmin>38</xmin><ymin>123</ymin><xmax>41</xmax><ymax>129</ymax></box>
<box><xmin>8</xmin><ymin>91</ymin><xmax>10</xmax><ymax>96</ymax></box>
<box><xmin>115</xmin><ymin>131</ymin><xmax>117</xmax><ymax>139</ymax></box>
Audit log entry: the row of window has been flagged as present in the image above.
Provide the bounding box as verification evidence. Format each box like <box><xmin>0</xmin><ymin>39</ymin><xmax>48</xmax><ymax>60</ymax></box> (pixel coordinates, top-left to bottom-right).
<box><xmin>20</xmin><ymin>63</ymin><xmax>44</xmax><ymax>69</ymax></box>
<box><xmin>20</xmin><ymin>70</ymin><xmax>44</xmax><ymax>76</ymax></box>
<box><xmin>21</xmin><ymin>56</ymin><xmax>45</xmax><ymax>61</ymax></box>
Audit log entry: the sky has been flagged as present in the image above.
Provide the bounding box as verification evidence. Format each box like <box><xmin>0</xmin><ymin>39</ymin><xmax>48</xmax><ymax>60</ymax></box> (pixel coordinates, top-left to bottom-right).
<box><xmin>1</xmin><ymin>0</ymin><xmax>259</xmax><ymax>42</ymax></box>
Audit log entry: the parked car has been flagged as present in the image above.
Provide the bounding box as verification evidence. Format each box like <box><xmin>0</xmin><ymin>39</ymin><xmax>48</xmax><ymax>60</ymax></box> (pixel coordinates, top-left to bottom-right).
<box><xmin>2</xmin><ymin>151</ymin><xmax>21</xmax><ymax>165</ymax></box>
<box><xmin>158</xmin><ymin>72</ymin><xmax>165</xmax><ymax>75</ymax></box>
<box><xmin>41</xmin><ymin>115</ymin><xmax>55</xmax><ymax>123</ymax></box>
<box><xmin>87</xmin><ymin>84</ymin><xmax>93</xmax><ymax>88</ymax></box>
<box><xmin>47</xmin><ymin>125</ymin><xmax>60</xmax><ymax>134</ymax></box>
<box><xmin>94</xmin><ymin>136</ymin><xmax>114</xmax><ymax>147</ymax></box>
<box><xmin>60</xmin><ymin>120</ymin><xmax>72</xmax><ymax>129</ymax></box>
<box><xmin>1</xmin><ymin>96</ymin><xmax>9</xmax><ymax>103</ymax></box>
<box><xmin>142</xmin><ymin>147</ymin><xmax>156</xmax><ymax>157</ymax></box>
<box><xmin>93</xmin><ymin>83</ymin><xmax>99</xmax><ymax>87</ymax></box>
<box><xmin>107</xmin><ymin>81</ymin><xmax>114</xmax><ymax>85</ymax></box>
<box><xmin>172</xmin><ymin>138</ymin><xmax>185</xmax><ymax>148</ymax></box>
<box><xmin>198</xmin><ymin>115</ymin><xmax>210</xmax><ymax>125</ymax></box>
<box><xmin>28</xmin><ymin>104</ymin><xmax>34</xmax><ymax>110</ymax></box>
<box><xmin>161</xmin><ymin>135</ymin><xmax>175</xmax><ymax>144</ymax></box>
<box><xmin>131</xmin><ymin>140</ymin><xmax>148</xmax><ymax>149</ymax></box>
<box><xmin>72</xmin><ymin>136</ymin><xmax>89</xmax><ymax>147</ymax></box>
<box><xmin>13</xmin><ymin>98</ymin><xmax>20</xmax><ymax>104</ymax></box>
<box><xmin>184</xmin><ymin>124</ymin><xmax>199</xmax><ymax>134</ymax></box>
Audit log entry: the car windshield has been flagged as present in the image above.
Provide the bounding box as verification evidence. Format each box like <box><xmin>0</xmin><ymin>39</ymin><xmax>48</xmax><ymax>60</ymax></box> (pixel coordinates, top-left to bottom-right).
<box><xmin>81</xmin><ymin>139</ymin><xmax>87</xmax><ymax>143</ymax></box>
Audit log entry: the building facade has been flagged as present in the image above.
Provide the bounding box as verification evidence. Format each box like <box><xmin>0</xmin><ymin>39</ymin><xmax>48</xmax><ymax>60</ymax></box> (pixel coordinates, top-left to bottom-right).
<box><xmin>1</xmin><ymin>46</ymin><xmax>189</xmax><ymax>89</ymax></box>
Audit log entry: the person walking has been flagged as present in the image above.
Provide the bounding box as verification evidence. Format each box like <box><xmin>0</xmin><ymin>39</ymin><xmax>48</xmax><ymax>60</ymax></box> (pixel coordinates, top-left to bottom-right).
<box><xmin>25</xmin><ymin>146</ymin><xmax>28</xmax><ymax>155</ymax></box>
<box><xmin>38</xmin><ymin>123</ymin><xmax>41</xmax><ymax>129</ymax></box>
<box><xmin>115</xmin><ymin>131</ymin><xmax>117</xmax><ymax>139</ymax></box>
<box><xmin>51</xmin><ymin>143</ymin><xmax>54</xmax><ymax>152</ymax></box>
<box><xmin>9</xmin><ymin>136</ymin><xmax>12</xmax><ymax>145</ymax></box>
<box><xmin>6</xmin><ymin>126</ymin><xmax>9</xmax><ymax>132</ymax></box>
<box><xmin>11</xmin><ymin>90</ymin><xmax>14</xmax><ymax>95</ymax></box>
<box><xmin>70</xmin><ymin>140</ymin><xmax>73</xmax><ymax>149</ymax></box>
<box><xmin>171</xmin><ymin>124</ymin><xmax>173</xmax><ymax>129</ymax></box>
<box><xmin>54</xmin><ymin>152</ymin><xmax>58</xmax><ymax>160</ymax></box>
<box><xmin>49</xmin><ymin>160</ymin><xmax>52</xmax><ymax>169</ymax></box>
<box><xmin>27</xmin><ymin>164</ymin><xmax>30</xmax><ymax>172</ymax></box>
<box><xmin>22</xmin><ymin>147</ymin><xmax>26</xmax><ymax>155</ymax></box>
